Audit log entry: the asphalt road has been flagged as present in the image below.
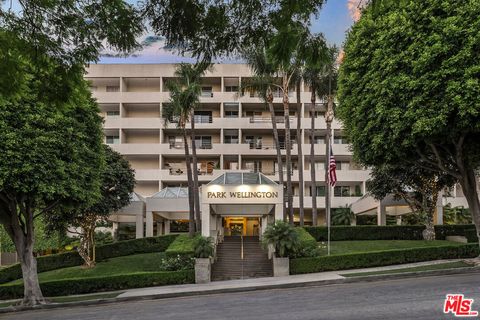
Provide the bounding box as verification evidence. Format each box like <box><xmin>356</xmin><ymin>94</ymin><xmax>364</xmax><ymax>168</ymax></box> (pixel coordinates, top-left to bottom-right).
<box><xmin>4</xmin><ymin>272</ymin><xmax>480</xmax><ymax>320</ymax></box>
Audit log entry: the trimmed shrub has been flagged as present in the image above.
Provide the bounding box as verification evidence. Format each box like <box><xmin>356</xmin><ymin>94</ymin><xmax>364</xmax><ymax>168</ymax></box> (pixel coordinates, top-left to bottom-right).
<box><xmin>95</xmin><ymin>234</ymin><xmax>178</xmax><ymax>260</ymax></box>
<box><xmin>434</xmin><ymin>225</ymin><xmax>478</xmax><ymax>243</ymax></box>
<box><xmin>165</xmin><ymin>234</ymin><xmax>199</xmax><ymax>258</ymax></box>
<box><xmin>0</xmin><ymin>270</ymin><xmax>194</xmax><ymax>300</ymax></box>
<box><xmin>290</xmin><ymin>244</ymin><xmax>479</xmax><ymax>275</ymax></box>
<box><xmin>0</xmin><ymin>234</ymin><xmax>178</xmax><ymax>284</ymax></box>
<box><xmin>304</xmin><ymin>225</ymin><xmax>425</xmax><ymax>241</ymax></box>
<box><xmin>304</xmin><ymin>225</ymin><xmax>479</xmax><ymax>242</ymax></box>
<box><xmin>293</xmin><ymin>228</ymin><xmax>320</xmax><ymax>258</ymax></box>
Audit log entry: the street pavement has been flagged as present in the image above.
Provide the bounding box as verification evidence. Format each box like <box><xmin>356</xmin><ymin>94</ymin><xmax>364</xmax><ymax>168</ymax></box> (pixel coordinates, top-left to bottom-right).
<box><xmin>3</xmin><ymin>272</ymin><xmax>479</xmax><ymax>320</ymax></box>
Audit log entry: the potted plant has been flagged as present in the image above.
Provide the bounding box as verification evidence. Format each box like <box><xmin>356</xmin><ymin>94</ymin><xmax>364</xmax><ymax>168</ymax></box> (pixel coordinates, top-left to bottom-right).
<box><xmin>262</xmin><ymin>220</ymin><xmax>300</xmax><ymax>277</ymax></box>
<box><xmin>194</xmin><ymin>236</ymin><xmax>214</xmax><ymax>283</ymax></box>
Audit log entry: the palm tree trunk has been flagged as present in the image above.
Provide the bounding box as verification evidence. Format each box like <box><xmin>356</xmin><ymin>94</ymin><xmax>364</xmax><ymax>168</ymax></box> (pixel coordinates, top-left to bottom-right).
<box><xmin>283</xmin><ymin>76</ymin><xmax>294</xmax><ymax>225</ymax></box>
<box><xmin>267</xmin><ymin>89</ymin><xmax>286</xmax><ymax>220</ymax></box>
<box><xmin>190</xmin><ymin>111</ymin><xmax>201</xmax><ymax>233</ymax></box>
<box><xmin>296</xmin><ymin>81</ymin><xmax>305</xmax><ymax>226</ymax></box>
<box><xmin>310</xmin><ymin>89</ymin><xmax>318</xmax><ymax>226</ymax></box>
<box><xmin>183</xmin><ymin>128</ymin><xmax>195</xmax><ymax>237</ymax></box>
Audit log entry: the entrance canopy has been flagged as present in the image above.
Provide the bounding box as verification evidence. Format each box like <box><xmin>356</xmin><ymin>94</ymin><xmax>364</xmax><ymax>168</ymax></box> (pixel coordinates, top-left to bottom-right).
<box><xmin>201</xmin><ymin>172</ymin><xmax>283</xmax><ymax>237</ymax></box>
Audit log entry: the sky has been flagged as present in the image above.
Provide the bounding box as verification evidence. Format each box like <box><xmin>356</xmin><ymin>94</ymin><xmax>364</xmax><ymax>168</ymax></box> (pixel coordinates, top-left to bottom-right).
<box><xmin>99</xmin><ymin>0</ymin><xmax>359</xmax><ymax>64</ymax></box>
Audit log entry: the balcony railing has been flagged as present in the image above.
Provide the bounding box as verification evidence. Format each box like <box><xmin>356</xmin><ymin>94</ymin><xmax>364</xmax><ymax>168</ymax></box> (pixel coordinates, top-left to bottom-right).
<box><xmin>245</xmin><ymin>142</ymin><xmax>295</xmax><ymax>150</ymax></box>
<box><xmin>201</xmin><ymin>91</ymin><xmax>214</xmax><ymax>97</ymax></box>
<box><xmin>169</xmin><ymin>142</ymin><xmax>213</xmax><ymax>149</ymax></box>
<box><xmin>194</xmin><ymin>115</ymin><xmax>213</xmax><ymax>123</ymax></box>
<box><xmin>248</xmin><ymin>116</ymin><xmax>287</xmax><ymax>123</ymax></box>
<box><xmin>168</xmin><ymin>168</ymin><xmax>214</xmax><ymax>175</ymax></box>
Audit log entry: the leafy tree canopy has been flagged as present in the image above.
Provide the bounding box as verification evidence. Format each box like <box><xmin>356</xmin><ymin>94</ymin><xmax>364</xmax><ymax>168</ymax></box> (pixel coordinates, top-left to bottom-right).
<box><xmin>142</xmin><ymin>0</ymin><xmax>326</xmax><ymax>61</ymax></box>
<box><xmin>0</xmin><ymin>0</ymin><xmax>143</xmax><ymax>66</ymax></box>
<box><xmin>338</xmin><ymin>1</ymin><xmax>480</xmax><ymax>169</ymax></box>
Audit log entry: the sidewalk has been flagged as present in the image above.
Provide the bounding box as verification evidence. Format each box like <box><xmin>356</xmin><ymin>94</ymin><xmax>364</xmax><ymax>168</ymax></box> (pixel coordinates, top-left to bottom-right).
<box><xmin>1</xmin><ymin>258</ymin><xmax>477</xmax><ymax>313</ymax></box>
<box><xmin>118</xmin><ymin>258</ymin><xmax>470</xmax><ymax>299</ymax></box>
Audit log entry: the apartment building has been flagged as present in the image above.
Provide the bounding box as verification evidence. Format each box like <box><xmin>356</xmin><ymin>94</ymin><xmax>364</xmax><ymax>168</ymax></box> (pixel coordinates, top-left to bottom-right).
<box><xmin>86</xmin><ymin>64</ymin><xmax>466</xmax><ymax>240</ymax></box>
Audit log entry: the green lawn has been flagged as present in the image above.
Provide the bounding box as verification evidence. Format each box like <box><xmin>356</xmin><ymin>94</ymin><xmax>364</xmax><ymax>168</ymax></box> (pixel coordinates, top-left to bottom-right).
<box><xmin>6</xmin><ymin>252</ymin><xmax>166</xmax><ymax>285</ymax></box>
<box><xmin>342</xmin><ymin>261</ymin><xmax>473</xmax><ymax>277</ymax></box>
<box><xmin>317</xmin><ymin>240</ymin><xmax>463</xmax><ymax>256</ymax></box>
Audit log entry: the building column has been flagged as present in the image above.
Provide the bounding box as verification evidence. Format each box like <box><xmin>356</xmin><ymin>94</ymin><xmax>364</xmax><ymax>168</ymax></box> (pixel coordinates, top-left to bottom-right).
<box><xmin>350</xmin><ymin>214</ymin><xmax>357</xmax><ymax>226</ymax></box>
<box><xmin>396</xmin><ymin>216</ymin><xmax>402</xmax><ymax>225</ymax></box>
<box><xmin>377</xmin><ymin>201</ymin><xmax>386</xmax><ymax>226</ymax></box>
<box><xmin>201</xmin><ymin>203</ymin><xmax>210</xmax><ymax>237</ymax></box>
<box><xmin>135</xmin><ymin>213</ymin><xmax>144</xmax><ymax>239</ymax></box>
<box><xmin>146</xmin><ymin>211</ymin><xmax>154</xmax><ymax>237</ymax></box>
<box><xmin>435</xmin><ymin>190</ymin><xmax>444</xmax><ymax>225</ymax></box>
<box><xmin>220</xmin><ymin>102</ymin><xmax>224</xmax><ymax>118</ymax></box>
<box><xmin>164</xmin><ymin>220</ymin><xmax>171</xmax><ymax>235</ymax></box>
<box><xmin>274</xmin><ymin>203</ymin><xmax>283</xmax><ymax>221</ymax></box>
<box><xmin>156</xmin><ymin>221</ymin><xmax>163</xmax><ymax>236</ymax></box>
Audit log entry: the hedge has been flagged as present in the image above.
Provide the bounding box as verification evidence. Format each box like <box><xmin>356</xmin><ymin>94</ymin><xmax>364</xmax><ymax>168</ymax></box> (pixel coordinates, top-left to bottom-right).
<box><xmin>165</xmin><ymin>234</ymin><xmax>199</xmax><ymax>258</ymax></box>
<box><xmin>434</xmin><ymin>225</ymin><xmax>478</xmax><ymax>243</ymax></box>
<box><xmin>293</xmin><ymin>228</ymin><xmax>319</xmax><ymax>258</ymax></box>
<box><xmin>0</xmin><ymin>234</ymin><xmax>178</xmax><ymax>284</ymax></box>
<box><xmin>304</xmin><ymin>225</ymin><xmax>479</xmax><ymax>242</ymax></box>
<box><xmin>290</xmin><ymin>243</ymin><xmax>479</xmax><ymax>275</ymax></box>
<box><xmin>0</xmin><ymin>269</ymin><xmax>194</xmax><ymax>300</ymax></box>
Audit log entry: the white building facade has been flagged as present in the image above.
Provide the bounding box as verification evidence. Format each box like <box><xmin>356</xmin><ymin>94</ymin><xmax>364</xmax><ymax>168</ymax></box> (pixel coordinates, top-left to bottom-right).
<box><xmin>86</xmin><ymin>63</ymin><xmax>471</xmax><ymax>239</ymax></box>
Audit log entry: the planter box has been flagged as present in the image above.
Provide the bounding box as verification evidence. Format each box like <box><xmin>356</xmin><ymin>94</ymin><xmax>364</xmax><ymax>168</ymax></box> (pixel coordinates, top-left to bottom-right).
<box><xmin>273</xmin><ymin>257</ymin><xmax>289</xmax><ymax>277</ymax></box>
<box><xmin>195</xmin><ymin>258</ymin><xmax>211</xmax><ymax>283</ymax></box>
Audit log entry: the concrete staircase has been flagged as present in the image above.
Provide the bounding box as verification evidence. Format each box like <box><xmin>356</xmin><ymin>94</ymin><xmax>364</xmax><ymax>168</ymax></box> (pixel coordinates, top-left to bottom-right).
<box><xmin>212</xmin><ymin>236</ymin><xmax>273</xmax><ymax>281</ymax></box>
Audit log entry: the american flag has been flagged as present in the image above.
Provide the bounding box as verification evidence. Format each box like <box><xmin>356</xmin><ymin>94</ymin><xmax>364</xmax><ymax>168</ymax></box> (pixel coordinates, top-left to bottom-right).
<box><xmin>328</xmin><ymin>146</ymin><xmax>337</xmax><ymax>186</ymax></box>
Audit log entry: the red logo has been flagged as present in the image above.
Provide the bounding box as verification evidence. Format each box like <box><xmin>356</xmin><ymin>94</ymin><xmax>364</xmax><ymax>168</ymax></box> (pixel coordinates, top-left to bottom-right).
<box><xmin>444</xmin><ymin>294</ymin><xmax>478</xmax><ymax>317</ymax></box>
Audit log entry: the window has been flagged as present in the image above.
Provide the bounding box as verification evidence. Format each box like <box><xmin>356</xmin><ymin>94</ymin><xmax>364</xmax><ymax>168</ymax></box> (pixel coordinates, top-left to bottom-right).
<box><xmin>106</xmin><ymin>110</ymin><xmax>120</xmax><ymax>117</ymax></box>
<box><xmin>194</xmin><ymin>111</ymin><xmax>212</xmax><ymax>123</ymax></box>
<box><xmin>106</xmin><ymin>86</ymin><xmax>120</xmax><ymax>92</ymax></box>
<box><xmin>244</xmin><ymin>111</ymin><xmax>262</xmax><ymax>118</ymax></box>
<box><xmin>201</xmin><ymin>86</ymin><xmax>213</xmax><ymax>97</ymax></box>
<box><xmin>310</xmin><ymin>186</ymin><xmax>325</xmax><ymax>197</ymax></box>
<box><xmin>106</xmin><ymin>135</ymin><xmax>120</xmax><ymax>144</ymax></box>
<box><xmin>224</xmin><ymin>135</ymin><xmax>239</xmax><ymax>144</ymax></box>
<box><xmin>195</xmin><ymin>136</ymin><xmax>212</xmax><ymax>149</ymax></box>
<box><xmin>314</xmin><ymin>136</ymin><xmax>325</xmax><ymax>144</ymax></box>
<box><xmin>336</xmin><ymin>161</ymin><xmax>342</xmax><ymax>170</ymax></box>
<box><xmin>225</xmin><ymin>110</ymin><xmax>238</xmax><ymax>118</ymax></box>
<box><xmin>245</xmin><ymin>136</ymin><xmax>262</xmax><ymax>149</ymax></box>
<box><xmin>334</xmin><ymin>186</ymin><xmax>351</xmax><ymax>197</ymax></box>
<box><xmin>334</xmin><ymin>136</ymin><xmax>349</xmax><ymax>144</ymax></box>
<box><xmin>244</xmin><ymin>161</ymin><xmax>262</xmax><ymax>173</ymax></box>
<box><xmin>225</xmin><ymin>86</ymin><xmax>239</xmax><ymax>92</ymax></box>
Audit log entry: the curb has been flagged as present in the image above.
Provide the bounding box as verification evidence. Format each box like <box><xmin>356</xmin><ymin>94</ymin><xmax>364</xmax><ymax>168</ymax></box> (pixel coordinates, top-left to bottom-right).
<box><xmin>1</xmin><ymin>266</ymin><xmax>479</xmax><ymax>314</ymax></box>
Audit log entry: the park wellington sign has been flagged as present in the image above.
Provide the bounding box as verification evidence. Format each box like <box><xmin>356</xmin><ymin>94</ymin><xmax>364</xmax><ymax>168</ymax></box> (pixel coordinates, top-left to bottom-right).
<box><xmin>207</xmin><ymin>190</ymin><xmax>279</xmax><ymax>199</ymax></box>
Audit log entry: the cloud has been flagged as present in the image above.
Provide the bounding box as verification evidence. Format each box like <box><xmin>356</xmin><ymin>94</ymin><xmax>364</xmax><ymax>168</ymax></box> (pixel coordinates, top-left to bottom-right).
<box><xmin>347</xmin><ymin>0</ymin><xmax>365</xmax><ymax>22</ymax></box>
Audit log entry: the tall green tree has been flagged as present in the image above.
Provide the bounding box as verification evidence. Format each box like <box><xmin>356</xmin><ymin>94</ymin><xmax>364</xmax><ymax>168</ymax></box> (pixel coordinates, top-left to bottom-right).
<box><xmin>50</xmin><ymin>145</ymin><xmax>135</xmax><ymax>267</ymax></box>
<box><xmin>0</xmin><ymin>33</ymin><xmax>104</xmax><ymax>306</ymax></box>
<box><xmin>300</xmin><ymin>35</ymin><xmax>329</xmax><ymax>226</ymax></box>
<box><xmin>338</xmin><ymin>1</ymin><xmax>480</xmax><ymax>250</ymax></box>
<box><xmin>367</xmin><ymin>163</ymin><xmax>455</xmax><ymax>240</ymax></box>
<box><xmin>242</xmin><ymin>47</ymin><xmax>286</xmax><ymax>219</ymax></box>
<box><xmin>0</xmin><ymin>0</ymin><xmax>142</xmax><ymax>306</ymax></box>
<box><xmin>163</xmin><ymin>63</ymin><xmax>210</xmax><ymax>236</ymax></box>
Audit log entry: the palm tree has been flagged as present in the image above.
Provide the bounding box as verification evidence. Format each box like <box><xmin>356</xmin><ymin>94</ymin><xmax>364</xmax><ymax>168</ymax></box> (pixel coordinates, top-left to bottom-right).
<box><xmin>164</xmin><ymin>62</ymin><xmax>210</xmax><ymax>236</ymax></box>
<box><xmin>316</xmin><ymin>46</ymin><xmax>339</xmax><ymax>228</ymax></box>
<box><xmin>266</xmin><ymin>23</ymin><xmax>308</xmax><ymax>225</ymax></box>
<box><xmin>162</xmin><ymin>96</ymin><xmax>195</xmax><ymax>237</ymax></box>
<box><xmin>243</xmin><ymin>47</ymin><xmax>286</xmax><ymax>218</ymax></box>
<box><xmin>171</xmin><ymin>63</ymin><xmax>211</xmax><ymax>233</ymax></box>
<box><xmin>301</xmin><ymin>35</ymin><xmax>330</xmax><ymax>226</ymax></box>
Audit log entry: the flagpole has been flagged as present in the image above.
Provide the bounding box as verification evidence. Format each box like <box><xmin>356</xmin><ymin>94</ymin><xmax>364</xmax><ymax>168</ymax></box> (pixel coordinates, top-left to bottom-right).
<box><xmin>325</xmin><ymin>95</ymin><xmax>334</xmax><ymax>257</ymax></box>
